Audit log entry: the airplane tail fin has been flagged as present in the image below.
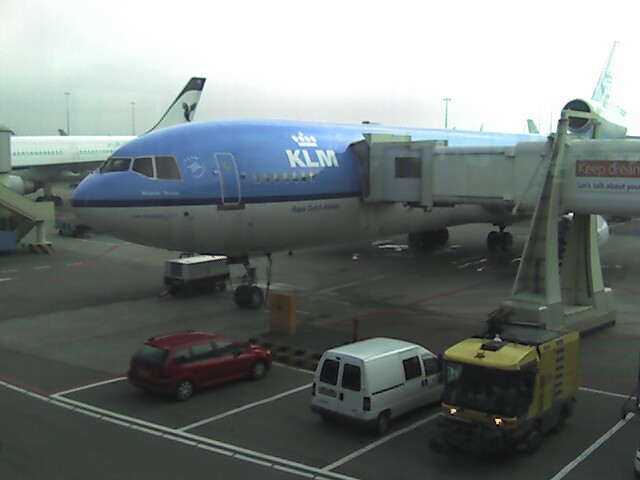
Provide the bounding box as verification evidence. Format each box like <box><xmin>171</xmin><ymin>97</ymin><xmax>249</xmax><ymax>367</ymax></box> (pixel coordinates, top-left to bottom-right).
<box><xmin>591</xmin><ymin>41</ymin><xmax>619</xmax><ymax>108</ymax></box>
<box><xmin>526</xmin><ymin>119</ymin><xmax>539</xmax><ymax>134</ymax></box>
<box><xmin>145</xmin><ymin>77</ymin><xmax>206</xmax><ymax>134</ymax></box>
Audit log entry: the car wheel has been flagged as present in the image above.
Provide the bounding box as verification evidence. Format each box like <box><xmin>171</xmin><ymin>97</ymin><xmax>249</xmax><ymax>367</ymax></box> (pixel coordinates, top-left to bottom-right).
<box><xmin>176</xmin><ymin>379</ymin><xmax>194</xmax><ymax>401</ymax></box>
<box><xmin>250</xmin><ymin>361</ymin><xmax>267</xmax><ymax>380</ymax></box>
<box><xmin>375</xmin><ymin>411</ymin><xmax>390</xmax><ymax>436</ymax></box>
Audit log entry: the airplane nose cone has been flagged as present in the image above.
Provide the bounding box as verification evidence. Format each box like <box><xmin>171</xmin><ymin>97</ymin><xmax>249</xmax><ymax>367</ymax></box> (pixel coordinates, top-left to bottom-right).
<box><xmin>71</xmin><ymin>172</ymin><xmax>121</xmax><ymax>232</ymax></box>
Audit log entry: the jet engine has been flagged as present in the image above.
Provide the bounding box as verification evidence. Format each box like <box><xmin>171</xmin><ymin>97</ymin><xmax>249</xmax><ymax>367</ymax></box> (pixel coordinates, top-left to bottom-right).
<box><xmin>0</xmin><ymin>174</ymin><xmax>38</xmax><ymax>195</ymax></box>
<box><xmin>562</xmin><ymin>98</ymin><xmax>627</xmax><ymax>139</ymax></box>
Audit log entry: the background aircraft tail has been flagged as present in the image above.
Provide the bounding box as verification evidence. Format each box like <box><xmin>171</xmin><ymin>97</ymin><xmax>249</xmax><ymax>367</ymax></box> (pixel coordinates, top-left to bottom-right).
<box><xmin>526</xmin><ymin>119</ymin><xmax>539</xmax><ymax>134</ymax></box>
<box><xmin>591</xmin><ymin>41</ymin><xmax>619</xmax><ymax>106</ymax></box>
<box><xmin>145</xmin><ymin>77</ymin><xmax>206</xmax><ymax>134</ymax></box>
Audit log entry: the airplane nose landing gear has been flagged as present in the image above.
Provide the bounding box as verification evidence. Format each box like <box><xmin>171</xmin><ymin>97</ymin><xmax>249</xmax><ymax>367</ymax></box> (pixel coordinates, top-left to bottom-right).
<box><xmin>230</xmin><ymin>254</ymin><xmax>272</xmax><ymax>309</ymax></box>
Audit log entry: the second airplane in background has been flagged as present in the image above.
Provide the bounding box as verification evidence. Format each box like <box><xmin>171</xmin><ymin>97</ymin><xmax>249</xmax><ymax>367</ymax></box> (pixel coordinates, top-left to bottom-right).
<box><xmin>6</xmin><ymin>77</ymin><xmax>206</xmax><ymax>205</ymax></box>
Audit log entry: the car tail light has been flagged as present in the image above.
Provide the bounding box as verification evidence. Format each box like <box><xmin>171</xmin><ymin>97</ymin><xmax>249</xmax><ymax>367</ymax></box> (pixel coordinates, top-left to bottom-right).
<box><xmin>363</xmin><ymin>397</ymin><xmax>371</xmax><ymax>411</ymax></box>
<box><xmin>312</xmin><ymin>383</ymin><xmax>316</xmax><ymax>396</ymax></box>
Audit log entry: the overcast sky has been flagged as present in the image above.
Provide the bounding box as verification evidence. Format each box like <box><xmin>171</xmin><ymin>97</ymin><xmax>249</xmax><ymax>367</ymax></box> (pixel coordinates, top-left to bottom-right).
<box><xmin>1</xmin><ymin>0</ymin><xmax>639</xmax><ymax>136</ymax></box>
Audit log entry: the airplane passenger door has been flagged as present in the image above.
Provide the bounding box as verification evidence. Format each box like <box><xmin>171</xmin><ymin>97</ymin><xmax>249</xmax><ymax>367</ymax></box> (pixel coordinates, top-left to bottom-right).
<box><xmin>214</xmin><ymin>152</ymin><xmax>241</xmax><ymax>205</ymax></box>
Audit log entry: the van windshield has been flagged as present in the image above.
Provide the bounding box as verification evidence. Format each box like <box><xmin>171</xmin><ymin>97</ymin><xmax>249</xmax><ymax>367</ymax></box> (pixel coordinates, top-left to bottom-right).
<box><xmin>319</xmin><ymin>359</ymin><xmax>339</xmax><ymax>385</ymax></box>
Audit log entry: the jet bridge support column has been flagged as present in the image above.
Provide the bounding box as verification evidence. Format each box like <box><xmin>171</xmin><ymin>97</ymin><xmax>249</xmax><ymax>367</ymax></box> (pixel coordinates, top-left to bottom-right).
<box><xmin>502</xmin><ymin>110</ymin><xmax>615</xmax><ymax>332</ymax></box>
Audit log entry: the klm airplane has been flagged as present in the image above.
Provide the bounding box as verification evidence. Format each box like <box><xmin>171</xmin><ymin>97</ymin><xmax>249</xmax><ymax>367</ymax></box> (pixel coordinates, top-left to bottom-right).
<box><xmin>72</xmin><ymin>43</ymin><xmax>625</xmax><ymax>309</ymax></box>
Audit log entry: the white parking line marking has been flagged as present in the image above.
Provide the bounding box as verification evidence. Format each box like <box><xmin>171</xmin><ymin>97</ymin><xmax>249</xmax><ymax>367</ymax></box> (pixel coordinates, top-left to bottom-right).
<box><xmin>321</xmin><ymin>412</ymin><xmax>440</xmax><ymax>472</ymax></box>
<box><xmin>273</xmin><ymin>464</ymin><xmax>315</xmax><ymax>478</ymax></box>
<box><xmin>550</xmin><ymin>413</ymin><xmax>635</xmax><ymax>480</ymax></box>
<box><xmin>2</xmin><ymin>380</ymin><xmax>362</xmax><ymax>480</ymax></box>
<box><xmin>0</xmin><ymin>278</ymin><xmax>15</xmax><ymax>282</ymax></box>
<box><xmin>52</xmin><ymin>376</ymin><xmax>127</xmax><ymax>396</ymax></box>
<box><xmin>579</xmin><ymin>386</ymin><xmax>634</xmax><ymax>400</ymax></box>
<box><xmin>178</xmin><ymin>383</ymin><xmax>312</xmax><ymax>431</ymax></box>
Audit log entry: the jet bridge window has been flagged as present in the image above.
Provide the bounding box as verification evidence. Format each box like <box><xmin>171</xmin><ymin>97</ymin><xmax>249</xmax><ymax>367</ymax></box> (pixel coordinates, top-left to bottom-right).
<box><xmin>132</xmin><ymin>157</ymin><xmax>155</xmax><ymax>178</ymax></box>
<box><xmin>155</xmin><ymin>156</ymin><xmax>182</xmax><ymax>180</ymax></box>
<box><xmin>100</xmin><ymin>157</ymin><xmax>132</xmax><ymax>173</ymax></box>
<box><xmin>395</xmin><ymin>156</ymin><xmax>421</xmax><ymax>179</ymax></box>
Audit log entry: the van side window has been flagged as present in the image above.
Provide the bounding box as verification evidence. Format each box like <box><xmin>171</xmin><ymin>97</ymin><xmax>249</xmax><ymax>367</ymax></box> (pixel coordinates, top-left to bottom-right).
<box><xmin>341</xmin><ymin>364</ymin><xmax>361</xmax><ymax>391</ymax></box>
<box><xmin>402</xmin><ymin>356</ymin><xmax>422</xmax><ymax>380</ymax></box>
<box><xmin>319</xmin><ymin>359</ymin><xmax>340</xmax><ymax>385</ymax></box>
<box><xmin>422</xmin><ymin>355</ymin><xmax>440</xmax><ymax>376</ymax></box>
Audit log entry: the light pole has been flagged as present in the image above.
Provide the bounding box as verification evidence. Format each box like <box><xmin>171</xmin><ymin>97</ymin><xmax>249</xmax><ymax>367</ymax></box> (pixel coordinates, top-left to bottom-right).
<box><xmin>443</xmin><ymin>97</ymin><xmax>451</xmax><ymax>129</ymax></box>
<box><xmin>64</xmin><ymin>91</ymin><xmax>70</xmax><ymax>134</ymax></box>
<box><xmin>130</xmin><ymin>101</ymin><xmax>136</xmax><ymax>135</ymax></box>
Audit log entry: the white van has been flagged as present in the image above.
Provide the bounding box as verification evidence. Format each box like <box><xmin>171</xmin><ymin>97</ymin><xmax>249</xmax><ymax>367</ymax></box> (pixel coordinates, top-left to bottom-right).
<box><xmin>311</xmin><ymin>337</ymin><xmax>443</xmax><ymax>434</ymax></box>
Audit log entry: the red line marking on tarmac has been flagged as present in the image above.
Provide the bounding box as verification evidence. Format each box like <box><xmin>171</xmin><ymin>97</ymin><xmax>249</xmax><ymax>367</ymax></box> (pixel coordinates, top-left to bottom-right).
<box><xmin>41</xmin><ymin>245</ymin><xmax>119</xmax><ymax>286</ymax></box>
<box><xmin>326</xmin><ymin>275</ymin><xmax>510</xmax><ymax>327</ymax></box>
<box><xmin>0</xmin><ymin>374</ymin><xmax>51</xmax><ymax>396</ymax></box>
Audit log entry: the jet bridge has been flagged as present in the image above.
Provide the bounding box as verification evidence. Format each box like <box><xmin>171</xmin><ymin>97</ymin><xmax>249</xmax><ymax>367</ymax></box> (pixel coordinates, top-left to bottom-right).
<box><xmin>353</xmin><ymin>115</ymin><xmax>640</xmax><ymax>332</ymax></box>
<box><xmin>0</xmin><ymin>126</ymin><xmax>54</xmax><ymax>253</ymax></box>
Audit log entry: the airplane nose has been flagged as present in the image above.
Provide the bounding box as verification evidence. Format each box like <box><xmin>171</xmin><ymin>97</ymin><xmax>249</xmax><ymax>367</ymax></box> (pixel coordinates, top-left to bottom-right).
<box><xmin>71</xmin><ymin>172</ymin><xmax>120</xmax><ymax>231</ymax></box>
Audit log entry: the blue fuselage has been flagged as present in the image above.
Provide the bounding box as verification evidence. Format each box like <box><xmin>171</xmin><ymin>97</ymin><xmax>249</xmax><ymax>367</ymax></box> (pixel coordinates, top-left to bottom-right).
<box><xmin>72</xmin><ymin>119</ymin><xmax>542</xmax><ymax>253</ymax></box>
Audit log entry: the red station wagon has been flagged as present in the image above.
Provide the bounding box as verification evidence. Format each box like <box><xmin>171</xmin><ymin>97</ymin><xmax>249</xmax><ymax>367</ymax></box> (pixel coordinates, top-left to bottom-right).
<box><xmin>127</xmin><ymin>331</ymin><xmax>272</xmax><ymax>400</ymax></box>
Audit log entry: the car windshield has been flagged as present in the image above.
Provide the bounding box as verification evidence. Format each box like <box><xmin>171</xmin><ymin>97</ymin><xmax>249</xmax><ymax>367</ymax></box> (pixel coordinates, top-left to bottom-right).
<box><xmin>132</xmin><ymin>344</ymin><xmax>168</xmax><ymax>368</ymax></box>
<box><xmin>443</xmin><ymin>361</ymin><xmax>535</xmax><ymax>418</ymax></box>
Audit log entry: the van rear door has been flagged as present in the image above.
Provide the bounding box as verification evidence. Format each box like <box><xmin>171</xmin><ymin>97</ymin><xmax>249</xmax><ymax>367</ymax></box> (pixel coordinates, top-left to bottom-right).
<box><xmin>315</xmin><ymin>357</ymin><xmax>341</xmax><ymax>411</ymax></box>
<box><xmin>336</xmin><ymin>362</ymin><xmax>363</xmax><ymax>417</ymax></box>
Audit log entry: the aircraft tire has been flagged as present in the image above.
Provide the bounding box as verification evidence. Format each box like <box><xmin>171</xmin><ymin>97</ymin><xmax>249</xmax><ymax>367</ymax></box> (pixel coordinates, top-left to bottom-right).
<box><xmin>234</xmin><ymin>285</ymin><xmax>250</xmax><ymax>307</ymax></box>
<box><xmin>247</xmin><ymin>286</ymin><xmax>264</xmax><ymax>309</ymax></box>
<box><xmin>500</xmin><ymin>232</ymin><xmax>513</xmax><ymax>252</ymax></box>
<box><xmin>487</xmin><ymin>231</ymin><xmax>499</xmax><ymax>251</ymax></box>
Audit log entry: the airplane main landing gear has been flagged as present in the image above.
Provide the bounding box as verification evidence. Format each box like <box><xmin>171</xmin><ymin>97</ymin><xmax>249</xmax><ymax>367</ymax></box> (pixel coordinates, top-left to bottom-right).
<box><xmin>487</xmin><ymin>225</ymin><xmax>513</xmax><ymax>252</ymax></box>
<box><xmin>408</xmin><ymin>228</ymin><xmax>449</xmax><ymax>251</ymax></box>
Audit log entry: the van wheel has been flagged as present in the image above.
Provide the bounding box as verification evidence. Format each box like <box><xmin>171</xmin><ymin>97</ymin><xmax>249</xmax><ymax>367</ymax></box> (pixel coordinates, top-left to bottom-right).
<box><xmin>375</xmin><ymin>412</ymin><xmax>390</xmax><ymax>436</ymax></box>
<box><xmin>176</xmin><ymin>379</ymin><xmax>194</xmax><ymax>401</ymax></box>
<box><xmin>250</xmin><ymin>361</ymin><xmax>267</xmax><ymax>380</ymax></box>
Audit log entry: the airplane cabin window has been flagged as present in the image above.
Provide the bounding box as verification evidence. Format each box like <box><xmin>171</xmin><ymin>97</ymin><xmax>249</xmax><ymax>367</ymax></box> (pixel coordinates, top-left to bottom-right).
<box><xmin>292</xmin><ymin>172</ymin><xmax>299</xmax><ymax>183</ymax></box>
<box><xmin>274</xmin><ymin>172</ymin><xmax>280</xmax><ymax>183</ymax></box>
<box><xmin>132</xmin><ymin>157</ymin><xmax>155</xmax><ymax>178</ymax></box>
<box><xmin>155</xmin><ymin>156</ymin><xmax>182</xmax><ymax>180</ymax></box>
<box><xmin>264</xmin><ymin>173</ymin><xmax>270</xmax><ymax>184</ymax></box>
<box><xmin>283</xmin><ymin>172</ymin><xmax>290</xmax><ymax>183</ymax></box>
<box><xmin>100</xmin><ymin>157</ymin><xmax>132</xmax><ymax>173</ymax></box>
<box><xmin>301</xmin><ymin>172</ymin><xmax>308</xmax><ymax>182</ymax></box>
<box><xmin>310</xmin><ymin>172</ymin><xmax>317</xmax><ymax>182</ymax></box>
<box><xmin>253</xmin><ymin>173</ymin><xmax>260</xmax><ymax>184</ymax></box>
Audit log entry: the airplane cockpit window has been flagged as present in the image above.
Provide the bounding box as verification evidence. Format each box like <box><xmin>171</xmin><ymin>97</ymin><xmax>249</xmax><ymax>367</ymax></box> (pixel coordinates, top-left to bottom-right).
<box><xmin>132</xmin><ymin>157</ymin><xmax>154</xmax><ymax>178</ymax></box>
<box><xmin>100</xmin><ymin>157</ymin><xmax>132</xmax><ymax>173</ymax></box>
<box><xmin>155</xmin><ymin>156</ymin><xmax>182</xmax><ymax>180</ymax></box>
